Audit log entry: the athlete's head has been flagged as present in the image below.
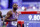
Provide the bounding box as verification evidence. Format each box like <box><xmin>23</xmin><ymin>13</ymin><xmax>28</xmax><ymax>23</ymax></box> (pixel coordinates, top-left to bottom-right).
<box><xmin>13</xmin><ymin>3</ymin><xmax>18</xmax><ymax>11</ymax></box>
<box><xmin>0</xmin><ymin>11</ymin><xmax>2</xmax><ymax>16</ymax></box>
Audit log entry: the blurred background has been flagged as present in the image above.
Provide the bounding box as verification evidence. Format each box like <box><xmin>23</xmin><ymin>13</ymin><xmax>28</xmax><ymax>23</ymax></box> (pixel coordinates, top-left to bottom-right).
<box><xmin>0</xmin><ymin>0</ymin><xmax>40</xmax><ymax>27</ymax></box>
<box><xmin>0</xmin><ymin>0</ymin><xmax>40</xmax><ymax>15</ymax></box>
<box><xmin>1</xmin><ymin>0</ymin><xmax>40</xmax><ymax>9</ymax></box>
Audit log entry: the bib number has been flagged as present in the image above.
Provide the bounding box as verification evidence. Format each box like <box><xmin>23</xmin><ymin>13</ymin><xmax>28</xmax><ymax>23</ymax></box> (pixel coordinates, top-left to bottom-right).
<box><xmin>11</xmin><ymin>21</ymin><xmax>17</xmax><ymax>26</ymax></box>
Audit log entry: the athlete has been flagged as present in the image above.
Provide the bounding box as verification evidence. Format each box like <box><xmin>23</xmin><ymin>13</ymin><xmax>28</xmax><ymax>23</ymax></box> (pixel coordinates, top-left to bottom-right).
<box><xmin>0</xmin><ymin>11</ymin><xmax>3</xmax><ymax>27</ymax></box>
<box><xmin>5</xmin><ymin>3</ymin><xmax>19</xmax><ymax>27</ymax></box>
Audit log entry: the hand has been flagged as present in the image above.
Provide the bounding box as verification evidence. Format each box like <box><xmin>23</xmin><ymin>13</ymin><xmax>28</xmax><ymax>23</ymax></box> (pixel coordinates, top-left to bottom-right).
<box><xmin>11</xmin><ymin>19</ymin><xmax>17</xmax><ymax>21</ymax></box>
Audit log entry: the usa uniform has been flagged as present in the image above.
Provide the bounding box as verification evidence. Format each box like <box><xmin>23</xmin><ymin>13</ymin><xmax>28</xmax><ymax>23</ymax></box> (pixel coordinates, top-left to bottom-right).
<box><xmin>6</xmin><ymin>11</ymin><xmax>19</xmax><ymax>27</ymax></box>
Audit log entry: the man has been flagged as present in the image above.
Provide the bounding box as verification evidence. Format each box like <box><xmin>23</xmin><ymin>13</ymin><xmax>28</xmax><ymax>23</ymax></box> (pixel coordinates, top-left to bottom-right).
<box><xmin>5</xmin><ymin>3</ymin><xmax>19</xmax><ymax>27</ymax></box>
<box><xmin>24</xmin><ymin>7</ymin><xmax>27</xmax><ymax>11</ymax></box>
<box><xmin>0</xmin><ymin>11</ymin><xmax>3</xmax><ymax>27</ymax></box>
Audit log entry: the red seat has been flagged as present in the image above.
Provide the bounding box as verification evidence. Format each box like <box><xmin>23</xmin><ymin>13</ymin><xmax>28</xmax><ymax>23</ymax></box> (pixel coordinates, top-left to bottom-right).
<box><xmin>17</xmin><ymin>21</ymin><xmax>24</xmax><ymax>27</ymax></box>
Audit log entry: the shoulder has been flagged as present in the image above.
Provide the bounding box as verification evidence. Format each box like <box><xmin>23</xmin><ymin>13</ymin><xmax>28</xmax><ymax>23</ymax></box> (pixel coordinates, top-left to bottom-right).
<box><xmin>17</xmin><ymin>11</ymin><xmax>21</xmax><ymax>16</ymax></box>
<box><xmin>8</xmin><ymin>10</ymin><xmax>12</xmax><ymax>13</ymax></box>
<box><xmin>7</xmin><ymin>10</ymin><xmax>12</xmax><ymax>15</ymax></box>
<box><xmin>17</xmin><ymin>11</ymin><xmax>21</xmax><ymax>14</ymax></box>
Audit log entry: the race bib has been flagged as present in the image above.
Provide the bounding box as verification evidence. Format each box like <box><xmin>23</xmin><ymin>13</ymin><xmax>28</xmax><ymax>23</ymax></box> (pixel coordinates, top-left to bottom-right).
<box><xmin>11</xmin><ymin>21</ymin><xmax>17</xmax><ymax>26</ymax></box>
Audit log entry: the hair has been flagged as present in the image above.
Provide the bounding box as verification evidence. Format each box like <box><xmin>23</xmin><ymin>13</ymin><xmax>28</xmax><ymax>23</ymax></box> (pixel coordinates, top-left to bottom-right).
<box><xmin>12</xmin><ymin>3</ymin><xmax>18</xmax><ymax>7</ymax></box>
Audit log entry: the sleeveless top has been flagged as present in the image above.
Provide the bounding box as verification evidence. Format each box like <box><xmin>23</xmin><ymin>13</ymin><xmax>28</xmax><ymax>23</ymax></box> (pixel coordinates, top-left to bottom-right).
<box><xmin>8</xmin><ymin>11</ymin><xmax>19</xmax><ymax>26</ymax></box>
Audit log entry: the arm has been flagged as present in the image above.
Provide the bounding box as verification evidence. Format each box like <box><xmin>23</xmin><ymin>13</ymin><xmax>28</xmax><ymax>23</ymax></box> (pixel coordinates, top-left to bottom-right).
<box><xmin>5</xmin><ymin>11</ymin><xmax>17</xmax><ymax>22</ymax></box>
<box><xmin>6</xmin><ymin>19</ymin><xmax>17</xmax><ymax>21</ymax></box>
<box><xmin>5</xmin><ymin>11</ymin><xmax>12</xmax><ymax>22</ymax></box>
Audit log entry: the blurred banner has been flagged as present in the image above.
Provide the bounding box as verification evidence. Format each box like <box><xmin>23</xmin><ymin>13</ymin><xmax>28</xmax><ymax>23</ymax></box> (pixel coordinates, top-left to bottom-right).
<box><xmin>22</xmin><ymin>0</ymin><xmax>40</xmax><ymax>2</ymax></box>
<box><xmin>1</xmin><ymin>0</ymin><xmax>8</xmax><ymax>9</ymax></box>
<box><xmin>18</xmin><ymin>11</ymin><xmax>40</xmax><ymax>27</ymax></box>
<box><xmin>1</xmin><ymin>0</ymin><xmax>40</xmax><ymax>9</ymax></box>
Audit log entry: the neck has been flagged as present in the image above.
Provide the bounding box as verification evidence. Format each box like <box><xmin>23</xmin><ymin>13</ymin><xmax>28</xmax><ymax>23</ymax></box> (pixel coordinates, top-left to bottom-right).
<box><xmin>13</xmin><ymin>10</ymin><xmax>16</xmax><ymax>13</ymax></box>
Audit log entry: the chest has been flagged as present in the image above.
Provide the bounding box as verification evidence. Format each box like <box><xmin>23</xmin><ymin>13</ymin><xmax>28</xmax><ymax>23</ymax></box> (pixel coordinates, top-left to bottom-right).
<box><xmin>12</xmin><ymin>13</ymin><xmax>18</xmax><ymax>18</ymax></box>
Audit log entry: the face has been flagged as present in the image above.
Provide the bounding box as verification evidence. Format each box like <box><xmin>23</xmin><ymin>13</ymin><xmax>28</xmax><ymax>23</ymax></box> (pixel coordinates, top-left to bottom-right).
<box><xmin>13</xmin><ymin>4</ymin><xmax>18</xmax><ymax>11</ymax></box>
